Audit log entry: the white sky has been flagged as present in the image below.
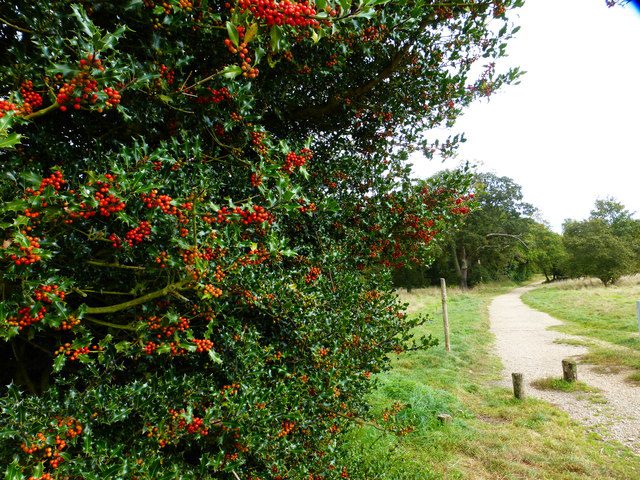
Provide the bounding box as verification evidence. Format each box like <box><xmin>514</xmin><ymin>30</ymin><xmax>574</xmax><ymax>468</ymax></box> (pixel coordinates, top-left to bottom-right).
<box><xmin>411</xmin><ymin>0</ymin><xmax>640</xmax><ymax>232</ymax></box>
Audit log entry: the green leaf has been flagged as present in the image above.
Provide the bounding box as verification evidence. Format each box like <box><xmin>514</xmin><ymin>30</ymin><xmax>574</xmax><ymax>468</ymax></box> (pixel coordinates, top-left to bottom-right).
<box><xmin>245</xmin><ymin>23</ymin><xmax>259</xmax><ymax>43</ymax></box>
<box><xmin>4</xmin><ymin>459</ymin><xmax>23</xmax><ymax>480</ymax></box>
<box><xmin>221</xmin><ymin>65</ymin><xmax>242</xmax><ymax>79</ymax></box>
<box><xmin>0</xmin><ymin>133</ymin><xmax>21</xmax><ymax>150</ymax></box>
<box><xmin>270</xmin><ymin>26</ymin><xmax>282</xmax><ymax>53</ymax></box>
<box><xmin>98</xmin><ymin>24</ymin><xmax>127</xmax><ymax>51</ymax></box>
<box><xmin>208</xmin><ymin>349</ymin><xmax>223</xmax><ymax>364</ymax></box>
<box><xmin>226</xmin><ymin>21</ymin><xmax>239</xmax><ymax>47</ymax></box>
<box><xmin>71</xmin><ymin>3</ymin><xmax>99</xmax><ymax>37</ymax></box>
<box><xmin>53</xmin><ymin>354</ymin><xmax>66</xmax><ymax>372</ymax></box>
<box><xmin>339</xmin><ymin>0</ymin><xmax>352</xmax><ymax>14</ymax></box>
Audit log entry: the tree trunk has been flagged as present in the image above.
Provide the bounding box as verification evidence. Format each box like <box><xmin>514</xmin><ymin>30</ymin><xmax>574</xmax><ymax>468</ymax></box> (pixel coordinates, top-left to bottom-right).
<box><xmin>451</xmin><ymin>242</ymin><xmax>469</xmax><ymax>290</ymax></box>
<box><xmin>460</xmin><ymin>246</ymin><xmax>469</xmax><ymax>290</ymax></box>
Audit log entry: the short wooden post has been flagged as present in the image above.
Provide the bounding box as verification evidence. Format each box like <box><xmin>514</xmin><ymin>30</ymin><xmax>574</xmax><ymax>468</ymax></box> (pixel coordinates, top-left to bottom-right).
<box><xmin>512</xmin><ymin>372</ymin><xmax>525</xmax><ymax>399</ymax></box>
<box><xmin>440</xmin><ymin>278</ymin><xmax>451</xmax><ymax>352</ymax></box>
<box><xmin>437</xmin><ymin>413</ymin><xmax>452</xmax><ymax>425</ymax></box>
<box><xmin>562</xmin><ymin>359</ymin><xmax>577</xmax><ymax>382</ymax></box>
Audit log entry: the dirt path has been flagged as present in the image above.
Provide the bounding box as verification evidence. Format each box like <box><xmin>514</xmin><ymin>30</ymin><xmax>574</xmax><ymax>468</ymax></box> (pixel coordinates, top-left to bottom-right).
<box><xmin>490</xmin><ymin>285</ymin><xmax>640</xmax><ymax>453</ymax></box>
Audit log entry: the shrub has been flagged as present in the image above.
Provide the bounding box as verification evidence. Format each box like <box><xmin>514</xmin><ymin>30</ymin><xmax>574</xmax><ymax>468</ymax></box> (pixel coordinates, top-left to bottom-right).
<box><xmin>0</xmin><ymin>1</ymin><xmax>520</xmax><ymax>478</ymax></box>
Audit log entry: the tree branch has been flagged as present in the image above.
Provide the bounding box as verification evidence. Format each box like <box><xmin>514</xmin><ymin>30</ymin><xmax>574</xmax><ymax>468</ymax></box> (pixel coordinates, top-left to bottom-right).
<box><xmin>288</xmin><ymin>14</ymin><xmax>436</xmax><ymax>121</ymax></box>
<box><xmin>0</xmin><ymin>15</ymin><xmax>33</xmax><ymax>34</ymax></box>
<box><xmin>86</xmin><ymin>260</ymin><xmax>146</xmax><ymax>271</ymax></box>
<box><xmin>485</xmin><ymin>233</ymin><xmax>529</xmax><ymax>249</ymax></box>
<box><xmin>84</xmin><ymin>280</ymin><xmax>190</xmax><ymax>314</ymax></box>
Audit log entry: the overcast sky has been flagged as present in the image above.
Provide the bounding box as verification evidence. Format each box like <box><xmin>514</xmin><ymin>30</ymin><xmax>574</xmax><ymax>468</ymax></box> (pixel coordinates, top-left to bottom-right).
<box><xmin>411</xmin><ymin>0</ymin><xmax>640</xmax><ymax>232</ymax></box>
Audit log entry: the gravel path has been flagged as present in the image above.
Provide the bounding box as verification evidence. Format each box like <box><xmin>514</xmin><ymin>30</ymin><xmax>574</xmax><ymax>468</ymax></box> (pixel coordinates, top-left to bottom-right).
<box><xmin>490</xmin><ymin>285</ymin><xmax>640</xmax><ymax>453</ymax></box>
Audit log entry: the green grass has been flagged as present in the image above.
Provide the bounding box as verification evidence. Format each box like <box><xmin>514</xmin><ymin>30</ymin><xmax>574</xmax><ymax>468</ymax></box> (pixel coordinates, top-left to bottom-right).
<box><xmin>341</xmin><ymin>283</ymin><xmax>640</xmax><ymax>479</ymax></box>
<box><xmin>531</xmin><ymin>377</ymin><xmax>597</xmax><ymax>393</ymax></box>
<box><xmin>522</xmin><ymin>279</ymin><xmax>640</xmax><ymax>379</ymax></box>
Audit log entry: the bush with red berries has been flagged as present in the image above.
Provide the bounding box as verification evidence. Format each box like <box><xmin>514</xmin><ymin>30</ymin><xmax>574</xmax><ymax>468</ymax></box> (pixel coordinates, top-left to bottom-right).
<box><xmin>1</xmin><ymin>1</ymin><xmax>521</xmax><ymax>478</ymax></box>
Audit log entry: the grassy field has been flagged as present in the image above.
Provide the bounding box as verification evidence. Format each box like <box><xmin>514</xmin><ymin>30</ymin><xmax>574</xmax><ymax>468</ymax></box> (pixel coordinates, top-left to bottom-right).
<box><xmin>522</xmin><ymin>277</ymin><xmax>640</xmax><ymax>382</ymax></box>
<box><xmin>341</xmin><ymin>283</ymin><xmax>640</xmax><ymax>479</ymax></box>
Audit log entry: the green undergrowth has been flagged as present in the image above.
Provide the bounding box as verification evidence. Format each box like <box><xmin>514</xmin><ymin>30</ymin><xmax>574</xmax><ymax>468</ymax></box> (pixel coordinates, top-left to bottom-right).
<box><xmin>523</xmin><ymin>281</ymin><xmax>640</xmax><ymax>379</ymax></box>
<box><xmin>341</xmin><ymin>283</ymin><xmax>640</xmax><ymax>479</ymax></box>
<box><xmin>531</xmin><ymin>377</ymin><xmax>597</xmax><ymax>393</ymax></box>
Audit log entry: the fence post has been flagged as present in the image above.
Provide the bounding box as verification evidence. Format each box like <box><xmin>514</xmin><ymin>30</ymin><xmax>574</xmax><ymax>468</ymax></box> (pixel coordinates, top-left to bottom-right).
<box><xmin>512</xmin><ymin>373</ymin><xmax>525</xmax><ymax>399</ymax></box>
<box><xmin>440</xmin><ymin>278</ymin><xmax>450</xmax><ymax>352</ymax></box>
<box><xmin>562</xmin><ymin>359</ymin><xmax>578</xmax><ymax>382</ymax></box>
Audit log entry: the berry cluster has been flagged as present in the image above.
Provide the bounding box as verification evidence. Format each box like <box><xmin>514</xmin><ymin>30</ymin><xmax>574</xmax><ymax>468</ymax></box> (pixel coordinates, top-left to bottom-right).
<box><xmin>55</xmin><ymin>343</ymin><xmax>103</xmax><ymax>361</ymax></box>
<box><xmin>237</xmin><ymin>205</ymin><xmax>273</xmax><ymax>225</ymax></box>
<box><xmin>194</xmin><ymin>86</ymin><xmax>232</xmax><ymax>104</ymax></box>
<box><xmin>55</xmin><ymin>55</ymin><xmax>120</xmax><ymax>112</ymax></box>
<box><xmin>224</xmin><ymin>36</ymin><xmax>259</xmax><ymax>79</ymax></box>
<box><xmin>56</xmin><ymin>74</ymin><xmax>99</xmax><ymax>112</ymax></box>
<box><xmin>193</xmin><ymin>338</ymin><xmax>214</xmax><ymax>352</ymax></box>
<box><xmin>221</xmin><ymin>383</ymin><xmax>240</xmax><ymax>397</ymax></box>
<box><xmin>8</xmin><ymin>234</ymin><xmax>42</xmax><ymax>266</ymax></box>
<box><xmin>298</xmin><ymin>198</ymin><xmax>317</xmax><ymax>213</ymax></box>
<box><xmin>250</xmin><ymin>172</ymin><xmax>263</xmax><ymax>187</ymax></box>
<box><xmin>57</xmin><ymin>315</ymin><xmax>81</xmax><ymax>331</ymax></box>
<box><xmin>282</xmin><ymin>148</ymin><xmax>312</xmax><ymax>173</ymax></box>
<box><xmin>142</xmin><ymin>190</ymin><xmax>178</xmax><ymax>215</ymax></box>
<box><xmin>146</xmin><ymin>315</ymin><xmax>190</xmax><ymax>339</ymax></box>
<box><xmin>103</xmin><ymin>86</ymin><xmax>121</xmax><ymax>108</ymax></box>
<box><xmin>6</xmin><ymin>305</ymin><xmax>47</xmax><ymax>330</ymax></box>
<box><xmin>251</xmin><ymin>131</ymin><xmax>268</xmax><ymax>155</ymax></box>
<box><xmin>94</xmin><ymin>175</ymin><xmax>126</xmax><ymax>217</ymax></box>
<box><xmin>160</xmin><ymin>64</ymin><xmax>175</xmax><ymax>85</ymax></box>
<box><xmin>26</xmin><ymin>170</ymin><xmax>66</xmax><ymax>196</ymax></box>
<box><xmin>19</xmin><ymin>81</ymin><xmax>43</xmax><ymax>114</ymax></box>
<box><xmin>168</xmin><ymin>408</ymin><xmax>210</xmax><ymax>436</ymax></box>
<box><xmin>236</xmin><ymin>247</ymin><xmax>270</xmax><ymax>267</ymax></box>
<box><xmin>234</xmin><ymin>0</ymin><xmax>320</xmax><ymax>28</ymax></box>
<box><xmin>155</xmin><ymin>250</ymin><xmax>169</xmax><ymax>268</ymax></box>
<box><xmin>123</xmin><ymin>221</ymin><xmax>152</xmax><ymax>247</ymax></box>
<box><xmin>203</xmin><ymin>284</ymin><xmax>223</xmax><ymax>298</ymax></box>
<box><xmin>305</xmin><ymin>266</ymin><xmax>321</xmax><ymax>284</ymax></box>
<box><xmin>0</xmin><ymin>99</ymin><xmax>17</xmax><ymax>118</ymax></box>
<box><xmin>21</xmin><ymin>420</ymin><xmax>82</xmax><ymax>474</ymax></box>
<box><xmin>277</xmin><ymin>419</ymin><xmax>296</xmax><ymax>437</ymax></box>
<box><xmin>34</xmin><ymin>284</ymin><xmax>66</xmax><ymax>304</ymax></box>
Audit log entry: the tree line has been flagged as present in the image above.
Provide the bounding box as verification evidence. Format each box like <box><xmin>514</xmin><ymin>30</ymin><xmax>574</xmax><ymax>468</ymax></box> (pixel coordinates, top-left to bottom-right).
<box><xmin>394</xmin><ymin>171</ymin><xmax>640</xmax><ymax>289</ymax></box>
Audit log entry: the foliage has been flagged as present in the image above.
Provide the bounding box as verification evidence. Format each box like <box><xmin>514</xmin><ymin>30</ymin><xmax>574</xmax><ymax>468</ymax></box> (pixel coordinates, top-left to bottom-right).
<box><xmin>563</xmin><ymin>220</ymin><xmax>635</xmax><ymax>286</ymax></box>
<box><xmin>0</xmin><ymin>0</ymin><xmax>522</xmax><ymax>478</ymax></box>
<box><xmin>417</xmin><ymin>171</ymin><xmax>539</xmax><ymax>289</ymax></box>
<box><xmin>525</xmin><ymin>222</ymin><xmax>568</xmax><ymax>282</ymax></box>
<box><xmin>563</xmin><ymin>198</ymin><xmax>640</xmax><ymax>286</ymax></box>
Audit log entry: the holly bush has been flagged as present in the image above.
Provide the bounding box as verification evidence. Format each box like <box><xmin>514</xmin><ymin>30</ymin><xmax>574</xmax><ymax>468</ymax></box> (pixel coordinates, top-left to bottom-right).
<box><xmin>0</xmin><ymin>1</ymin><xmax>521</xmax><ymax>478</ymax></box>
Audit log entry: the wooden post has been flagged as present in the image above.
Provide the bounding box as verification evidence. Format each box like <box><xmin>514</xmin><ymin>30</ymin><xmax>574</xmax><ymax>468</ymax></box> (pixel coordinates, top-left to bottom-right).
<box><xmin>437</xmin><ymin>413</ymin><xmax>452</xmax><ymax>425</ymax></box>
<box><xmin>637</xmin><ymin>301</ymin><xmax>640</xmax><ymax>336</ymax></box>
<box><xmin>562</xmin><ymin>359</ymin><xmax>577</xmax><ymax>382</ymax></box>
<box><xmin>512</xmin><ymin>372</ymin><xmax>525</xmax><ymax>399</ymax></box>
<box><xmin>440</xmin><ymin>278</ymin><xmax>450</xmax><ymax>352</ymax></box>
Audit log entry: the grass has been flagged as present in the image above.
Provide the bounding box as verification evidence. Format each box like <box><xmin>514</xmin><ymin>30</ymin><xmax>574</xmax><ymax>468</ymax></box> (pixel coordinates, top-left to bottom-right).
<box><xmin>522</xmin><ymin>277</ymin><xmax>640</xmax><ymax>380</ymax></box>
<box><xmin>531</xmin><ymin>377</ymin><xmax>597</xmax><ymax>393</ymax></box>
<box><xmin>341</xmin><ymin>282</ymin><xmax>640</xmax><ymax>479</ymax></box>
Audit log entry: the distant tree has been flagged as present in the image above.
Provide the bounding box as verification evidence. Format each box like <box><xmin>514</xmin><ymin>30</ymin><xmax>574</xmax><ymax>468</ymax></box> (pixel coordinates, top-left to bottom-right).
<box><xmin>525</xmin><ymin>222</ymin><xmax>568</xmax><ymax>282</ymax></box>
<box><xmin>428</xmin><ymin>172</ymin><xmax>536</xmax><ymax>289</ymax></box>
<box><xmin>563</xmin><ymin>219</ymin><xmax>636</xmax><ymax>286</ymax></box>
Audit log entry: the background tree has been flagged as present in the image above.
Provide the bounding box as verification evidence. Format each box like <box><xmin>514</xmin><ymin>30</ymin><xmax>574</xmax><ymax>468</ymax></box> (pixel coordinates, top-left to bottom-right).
<box><xmin>423</xmin><ymin>171</ymin><xmax>536</xmax><ymax>289</ymax></box>
<box><xmin>525</xmin><ymin>222</ymin><xmax>568</xmax><ymax>282</ymax></box>
<box><xmin>563</xmin><ymin>198</ymin><xmax>640</xmax><ymax>286</ymax></box>
<box><xmin>0</xmin><ymin>1</ymin><xmax>522</xmax><ymax>478</ymax></box>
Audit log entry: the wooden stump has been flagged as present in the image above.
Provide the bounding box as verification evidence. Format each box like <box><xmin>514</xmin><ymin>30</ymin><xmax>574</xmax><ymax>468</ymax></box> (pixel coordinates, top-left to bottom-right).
<box><xmin>437</xmin><ymin>413</ymin><xmax>452</xmax><ymax>425</ymax></box>
<box><xmin>562</xmin><ymin>359</ymin><xmax>577</xmax><ymax>382</ymax></box>
<box><xmin>512</xmin><ymin>372</ymin><xmax>525</xmax><ymax>399</ymax></box>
